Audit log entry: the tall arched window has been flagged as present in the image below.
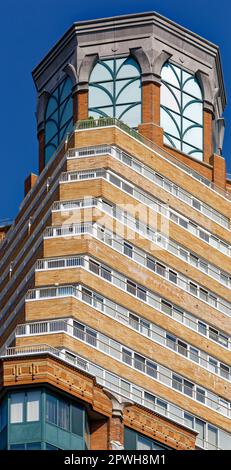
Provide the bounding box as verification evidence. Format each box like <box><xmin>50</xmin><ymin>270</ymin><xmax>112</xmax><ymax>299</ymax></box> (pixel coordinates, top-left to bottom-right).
<box><xmin>88</xmin><ymin>57</ymin><xmax>141</xmax><ymax>128</ymax></box>
<box><xmin>160</xmin><ymin>62</ymin><xmax>203</xmax><ymax>161</ymax></box>
<box><xmin>44</xmin><ymin>77</ymin><xmax>73</xmax><ymax>164</ymax></box>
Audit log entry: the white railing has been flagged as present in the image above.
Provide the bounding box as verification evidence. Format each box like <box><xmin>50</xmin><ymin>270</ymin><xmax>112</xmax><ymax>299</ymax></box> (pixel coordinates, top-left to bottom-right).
<box><xmin>0</xmin><ymin>342</ymin><xmax>229</xmax><ymax>450</ymax></box>
<box><xmin>59</xmin><ymin>168</ymin><xmax>231</xmax><ymax>257</ymax></box>
<box><xmin>13</xmin><ymin>317</ymin><xmax>231</xmax><ymax>418</ymax></box>
<box><xmin>34</xmin><ymin>258</ymin><xmax>231</xmax><ymax>350</ymax></box>
<box><xmin>15</xmin><ymin>302</ymin><xmax>231</xmax><ymax>382</ymax></box>
<box><xmin>43</xmin><ymin>221</ymin><xmax>231</xmax><ymax>316</ymax></box>
<box><xmin>68</xmin><ymin>144</ymin><xmax>229</xmax><ymax>229</ymax></box>
<box><xmin>75</xmin><ymin>118</ymin><xmax>231</xmax><ymax>202</ymax></box>
<box><xmin>53</xmin><ymin>197</ymin><xmax>231</xmax><ymax>288</ymax></box>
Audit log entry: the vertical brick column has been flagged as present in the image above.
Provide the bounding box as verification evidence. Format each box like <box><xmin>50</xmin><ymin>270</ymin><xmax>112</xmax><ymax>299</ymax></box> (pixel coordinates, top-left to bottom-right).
<box><xmin>38</xmin><ymin>128</ymin><xmax>45</xmax><ymax>174</ymax></box>
<box><xmin>77</xmin><ymin>89</ymin><xmax>89</xmax><ymax>121</ymax></box>
<box><xmin>203</xmin><ymin>110</ymin><xmax>213</xmax><ymax>164</ymax></box>
<box><xmin>72</xmin><ymin>85</ymin><xmax>78</xmax><ymax>124</ymax></box>
<box><xmin>138</xmin><ymin>80</ymin><xmax>163</xmax><ymax>146</ymax></box>
<box><xmin>210</xmin><ymin>153</ymin><xmax>227</xmax><ymax>189</ymax></box>
<box><xmin>24</xmin><ymin>173</ymin><xmax>38</xmax><ymax>196</ymax></box>
<box><xmin>108</xmin><ymin>415</ymin><xmax>124</xmax><ymax>449</ymax></box>
<box><xmin>90</xmin><ymin>418</ymin><xmax>109</xmax><ymax>450</ymax></box>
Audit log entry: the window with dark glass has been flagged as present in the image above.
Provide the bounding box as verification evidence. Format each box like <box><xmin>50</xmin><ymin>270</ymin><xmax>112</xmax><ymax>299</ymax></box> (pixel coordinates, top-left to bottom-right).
<box><xmin>44</xmin><ymin>77</ymin><xmax>73</xmax><ymax>164</ymax></box>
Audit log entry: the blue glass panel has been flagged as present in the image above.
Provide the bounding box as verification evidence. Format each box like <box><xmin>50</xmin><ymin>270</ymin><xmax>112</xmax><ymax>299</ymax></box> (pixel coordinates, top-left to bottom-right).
<box><xmin>46</xmin><ymin>97</ymin><xmax>58</xmax><ymax>119</ymax></box>
<box><xmin>116</xmin><ymin>79</ymin><xmax>141</xmax><ymax>104</ymax></box>
<box><xmin>183</xmin><ymin>75</ymin><xmax>202</xmax><ymax>99</ymax></box>
<box><xmin>45</xmin><ymin>120</ymin><xmax>58</xmax><ymax>144</ymax></box>
<box><xmin>161</xmin><ymin>83</ymin><xmax>181</xmax><ymax>113</ymax></box>
<box><xmin>60</xmin><ymin>98</ymin><xmax>73</xmax><ymax>127</ymax></box>
<box><xmin>45</xmin><ymin>144</ymin><xmax>56</xmax><ymax>163</ymax></box>
<box><xmin>90</xmin><ymin>62</ymin><xmax>113</xmax><ymax>82</ymax></box>
<box><xmin>161</xmin><ymin>61</ymin><xmax>203</xmax><ymax>159</ymax></box>
<box><xmin>164</xmin><ymin>134</ymin><xmax>181</xmax><ymax>150</ymax></box>
<box><xmin>89</xmin><ymin>106</ymin><xmax>114</xmax><ymax>118</ymax></box>
<box><xmin>89</xmin><ymin>57</ymin><xmax>141</xmax><ymax>127</ymax></box>
<box><xmin>117</xmin><ymin>103</ymin><xmax>141</xmax><ymax>128</ymax></box>
<box><xmin>116</xmin><ymin>57</ymin><xmax>141</xmax><ymax>79</ymax></box>
<box><xmin>60</xmin><ymin>120</ymin><xmax>73</xmax><ymax>141</ymax></box>
<box><xmin>183</xmin><ymin>100</ymin><xmax>203</xmax><ymax>124</ymax></box>
<box><xmin>160</xmin><ymin>108</ymin><xmax>181</xmax><ymax>139</ymax></box>
<box><xmin>60</xmin><ymin>78</ymin><xmax>72</xmax><ymax>102</ymax></box>
<box><xmin>89</xmin><ymin>85</ymin><xmax>113</xmax><ymax>107</ymax></box>
<box><xmin>161</xmin><ymin>63</ymin><xmax>180</xmax><ymax>88</ymax></box>
<box><xmin>183</xmin><ymin>120</ymin><xmax>203</xmax><ymax>148</ymax></box>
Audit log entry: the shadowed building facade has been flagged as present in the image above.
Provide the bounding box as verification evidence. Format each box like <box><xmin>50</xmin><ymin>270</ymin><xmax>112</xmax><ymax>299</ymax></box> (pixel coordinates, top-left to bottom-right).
<box><xmin>0</xmin><ymin>12</ymin><xmax>231</xmax><ymax>450</ymax></box>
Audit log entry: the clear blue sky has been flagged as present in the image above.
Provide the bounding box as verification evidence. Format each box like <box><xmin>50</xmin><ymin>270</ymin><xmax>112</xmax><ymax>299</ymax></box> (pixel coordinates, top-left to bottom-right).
<box><xmin>1</xmin><ymin>0</ymin><xmax>230</xmax><ymax>221</ymax></box>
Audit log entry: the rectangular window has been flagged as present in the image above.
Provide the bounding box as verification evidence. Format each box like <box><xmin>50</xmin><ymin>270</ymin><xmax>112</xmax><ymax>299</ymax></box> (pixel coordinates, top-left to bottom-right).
<box><xmin>208</xmin><ymin>358</ymin><xmax>218</xmax><ymax>374</ymax></box>
<box><xmin>146</xmin><ymin>361</ymin><xmax>157</xmax><ymax>378</ymax></box>
<box><xmin>199</xmin><ymin>230</ymin><xmax>209</xmax><ymax>242</ymax></box>
<box><xmin>172</xmin><ymin>375</ymin><xmax>182</xmax><ymax>392</ymax></box>
<box><xmin>144</xmin><ymin>392</ymin><xmax>156</xmax><ymax>410</ymax></box>
<box><xmin>195</xmin><ymin>418</ymin><xmax>205</xmax><ymax>447</ymax></box>
<box><xmin>10</xmin><ymin>393</ymin><xmax>24</xmax><ymax>423</ymax></box>
<box><xmin>134</xmin><ymin>353</ymin><xmax>145</xmax><ymax>372</ymax></box>
<box><xmin>199</xmin><ymin>288</ymin><xmax>208</xmax><ymax>302</ymax></box>
<box><xmin>140</xmin><ymin>320</ymin><xmax>150</xmax><ymax>336</ymax></box>
<box><xmin>189</xmin><ymin>282</ymin><xmax>197</xmax><ymax>296</ymax></box>
<box><xmin>82</xmin><ymin>287</ymin><xmax>92</xmax><ymax>304</ymax></box>
<box><xmin>86</xmin><ymin>328</ymin><xmax>97</xmax><ymax>347</ymax></box>
<box><xmin>127</xmin><ymin>280</ymin><xmax>136</xmax><ymax>296</ymax></box>
<box><xmin>46</xmin><ymin>394</ymin><xmax>57</xmax><ymax>426</ymax></box>
<box><xmin>192</xmin><ymin>199</ymin><xmax>201</xmax><ymax>210</ymax></box>
<box><xmin>89</xmin><ymin>260</ymin><xmax>100</xmax><ymax>275</ymax></box>
<box><xmin>122</xmin><ymin>348</ymin><xmax>132</xmax><ymax>365</ymax></box>
<box><xmin>178</xmin><ymin>340</ymin><xmax>187</xmax><ymax>357</ymax></box>
<box><xmin>184</xmin><ymin>380</ymin><xmax>193</xmax><ymax>397</ymax></box>
<box><xmin>166</xmin><ymin>334</ymin><xmax>176</xmax><ymax>350</ymax></box>
<box><xmin>137</xmin><ymin>286</ymin><xmax>147</xmax><ymax>301</ymax></box>
<box><xmin>220</xmin><ymin>364</ymin><xmax>230</xmax><ymax>380</ymax></box>
<box><xmin>58</xmin><ymin>399</ymin><xmax>70</xmax><ymax>431</ymax></box>
<box><xmin>189</xmin><ymin>347</ymin><xmax>199</xmax><ymax>363</ymax></box>
<box><xmin>169</xmin><ymin>270</ymin><xmax>177</xmax><ymax>284</ymax></box>
<box><xmin>73</xmin><ymin>321</ymin><xmax>85</xmax><ymax>340</ymax></box>
<box><xmin>124</xmin><ymin>242</ymin><xmax>133</xmax><ymax>258</ymax></box>
<box><xmin>196</xmin><ymin>388</ymin><xmax>205</xmax><ymax>403</ymax></box>
<box><xmin>207</xmin><ymin>425</ymin><xmax>218</xmax><ymax>450</ymax></box>
<box><xmin>26</xmin><ymin>391</ymin><xmax>40</xmax><ymax>422</ymax></box>
<box><xmin>161</xmin><ymin>300</ymin><xmax>172</xmax><ymax>316</ymax></box>
<box><xmin>147</xmin><ymin>257</ymin><xmax>155</xmax><ymax>272</ymax></box>
<box><xmin>101</xmin><ymin>266</ymin><xmax>112</xmax><ymax>281</ymax></box>
<box><xmin>198</xmin><ymin>321</ymin><xmax>207</xmax><ymax>336</ymax></box>
<box><xmin>156</xmin><ymin>399</ymin><xmax>167</xmax><ymax>415</ymax></box>
<box><xmin>129</xmin><ymin>313</ymin><xmax>139</xmax><ymax>330</ymax></box>
<box><xmin>184</xmin><ymin>412</ymin><xmax>194</xmax><ymax>429</ymax></box>
<box><xmin>156</xmin><ymin>263</ymin><xmax>166</xmax><ymax>277</ymax></box>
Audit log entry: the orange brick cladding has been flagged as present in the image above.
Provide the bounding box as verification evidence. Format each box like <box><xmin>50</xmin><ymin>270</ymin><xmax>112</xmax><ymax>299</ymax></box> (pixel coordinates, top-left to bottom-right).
<box><xmin>0</xmin><ymin>356</ymin><xmax>197</xmax><ymax>450</ymax></box>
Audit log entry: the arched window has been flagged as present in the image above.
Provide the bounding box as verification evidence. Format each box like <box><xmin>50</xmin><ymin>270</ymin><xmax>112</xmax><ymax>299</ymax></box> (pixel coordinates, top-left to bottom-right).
<box><xmin>89</xmin><ymin>57</ymin><xmax>141</xmax><ymax>128</ymax></box>
<box><xmin>44</xmin><ymin>77</ymin><xmax>73</xmax><ymax>164</ymax></box>
<box><xmin>160</xmin><ymin>62</ymin><xmax>203</xmax><ymax>161</ymax></box>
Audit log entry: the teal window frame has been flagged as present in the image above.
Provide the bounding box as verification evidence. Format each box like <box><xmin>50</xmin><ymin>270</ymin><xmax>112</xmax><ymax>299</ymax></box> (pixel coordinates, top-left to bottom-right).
<box><xmin>88</xmin><ymin>56</ymin><xmax>142</xmax><ymax>128</ymax></box>
<box><xmin>44</xmin><ymin>77</ymin><xmax>73</xmax><ymax>164</ymax></box>
<box><xmin>160</xmin><ymin>61</ymin><xmax>203</xmax><ymax>160</ymax></box>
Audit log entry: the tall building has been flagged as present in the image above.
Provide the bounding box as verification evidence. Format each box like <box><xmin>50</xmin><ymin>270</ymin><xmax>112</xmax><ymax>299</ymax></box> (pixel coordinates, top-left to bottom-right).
<box><xmin>0</xmin><ymin>11</ymin><xmax>230</xmax><ymax>451</ymax></box>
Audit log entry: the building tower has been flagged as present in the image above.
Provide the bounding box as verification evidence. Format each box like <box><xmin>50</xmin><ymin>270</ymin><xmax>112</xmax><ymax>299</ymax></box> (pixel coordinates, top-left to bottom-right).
<box><xmin>0</xmin><ymin>12</ymin><xmax>230</xmax><ymax>450</ymax></box>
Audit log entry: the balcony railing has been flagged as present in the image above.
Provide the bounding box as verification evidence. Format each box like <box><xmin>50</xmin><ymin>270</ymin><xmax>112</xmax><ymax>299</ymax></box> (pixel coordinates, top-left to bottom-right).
<box><xmin>0</xmin><ymin>343</ymin><xmax>228</xmax><ymax>450</ymax></box>
<box><xmin>75</xmin><ymin>118</ymin><xmax>231</xmax><ymax>201</ymax></box>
